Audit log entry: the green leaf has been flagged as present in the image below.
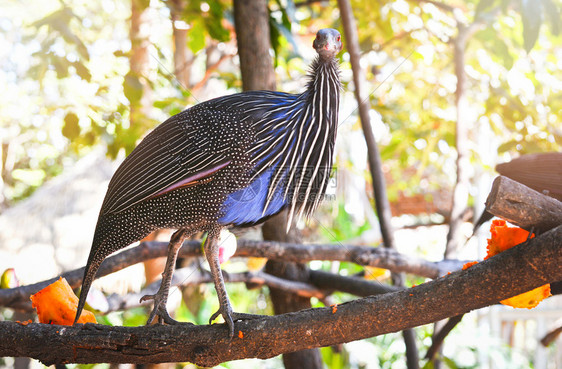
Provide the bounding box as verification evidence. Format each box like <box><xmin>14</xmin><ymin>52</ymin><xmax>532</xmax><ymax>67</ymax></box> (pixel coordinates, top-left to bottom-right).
<box><xmin>269</xmin><ymin>1</ymin><xmax>298</xmax><ymax>58</ymax></box>
<box><xmin>133</xmin><ymin>0</ymin><xmax>150</xmax><ymax>11</ymax></box>
<box><xmin>84</xmin><ymin>131</ymin><xmax>97</xmax><ymax>146</ymax></box>
<box><xmin>274</xmin><ymin>0</ymin><xmax>295</xmax><ymax>29</ymax></box>
<box><xmin>269</xmin><ymin>16</ymin><xmax>281</xmax><ymax>65</ymax></box>
<box><xmin>475</xmin><ymin>28</ymin><xmax>514</xmax><ymax>69</ymax></box>
<box><xmin>1</xmin><ymin>269</ymin><xmax>19</xmax><ymax>289</ymax></box>
<box><xmin>123</xmin><ymin>73</ymin><xmax>144</xmax><ymax>105</ymax></box>
<box><xmin>493</xmin><ymin>37</ymin><xmax>514</xmax><ymax>69</ymax></box>
<box><xmin>32</xmin><ymin>8</ymin><xmax>70</xmax><ymax>29</ymax></box>
<box><xmin>521</xmin><ymin>0</ymin><xmax>543</xmax><ymax>52</ymax></box>
<box><xmin>188</xmin><ymin>19</ymin><xmax>206</xmax><ymax>54</ymax></box>
<box><xmin>421</xmin><ymin>359</ymin><xmax>435</xmax><ymax>369</ymax></box>
<box><xmin>62</xmin><ymin>112</ymin><xmax>81</xmax><ymax>140</ymax></box>
<box><xmin>205</xmin><ymin>0</ymin><xmax>230</xmax><ymax>42</ymax></box>
<box><xmin>498</xmin><ymin>140</ymin><xmax>518</xmax><ymax>153</ymax></box>
<box><xmin>441</xmin><ymin>356</ymin><xmax>461</xmax><ymax>369</ymax></box>
<box><xmin>114</xmin><ymin>50</ymin><xmax>129</xmax><ymax>57</ymax></box>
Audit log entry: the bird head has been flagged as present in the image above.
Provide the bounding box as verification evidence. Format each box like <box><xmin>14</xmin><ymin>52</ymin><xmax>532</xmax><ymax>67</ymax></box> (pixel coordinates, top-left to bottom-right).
<box><xmin>313</xmin><ymin>28</ymin><xmax>342</xmax><ymax>58</ymax></box>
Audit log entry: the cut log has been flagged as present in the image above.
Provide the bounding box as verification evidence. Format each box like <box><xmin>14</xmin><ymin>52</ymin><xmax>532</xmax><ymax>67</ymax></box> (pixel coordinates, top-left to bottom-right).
<box><xmin>485</xmin><ymin>176</ymin><xmax>562</xmax><ymax>234</ymax></box>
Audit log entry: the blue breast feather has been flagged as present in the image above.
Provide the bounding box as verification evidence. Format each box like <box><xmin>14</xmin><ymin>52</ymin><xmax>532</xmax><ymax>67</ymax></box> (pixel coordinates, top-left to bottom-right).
<box><xmin>216</xmin><ymin>92</ymin><xmax>304</xmax><ymax>226</ymax></box>
<box><xmin>218</xmin><ymin>168</ymin><xmax>288</xmax><ymax>226</ymax></box>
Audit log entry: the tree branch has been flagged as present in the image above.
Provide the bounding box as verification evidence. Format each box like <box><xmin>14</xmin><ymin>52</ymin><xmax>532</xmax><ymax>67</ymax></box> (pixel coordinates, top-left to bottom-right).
<box><xmin>190</xmin><ymin>52</ymin><xmax>235</xmax><ymax>93</ymax></box>
<box><xmin>309</xmin><ymin>269</ymin><xmax>399</xmax><ymax>296</ymax></box>
<box><xmin>0</xmin><ymin>240</ymin><xmax>467</xmax><ymax>311</ymax></box>
<box><xmin>1</xmin><ymin>225</ymin><xmax>559</xmax><ymax>365</ymax></box>
<box><xmin>425</xmin><ymin>314</ymin><xmax>464</xmax><ymax>360</ymax></box>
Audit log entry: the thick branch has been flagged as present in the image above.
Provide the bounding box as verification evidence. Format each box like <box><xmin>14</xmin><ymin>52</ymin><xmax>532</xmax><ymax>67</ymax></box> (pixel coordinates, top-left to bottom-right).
<box><xmin>1</xmin><ymin>225</ymin><xmax>560</xmax><ymax>365</ymax></box>
<box><xmin>486</xmin><ymin>175</ymin><xmax>562</xmax><ymax>234</ymax></box>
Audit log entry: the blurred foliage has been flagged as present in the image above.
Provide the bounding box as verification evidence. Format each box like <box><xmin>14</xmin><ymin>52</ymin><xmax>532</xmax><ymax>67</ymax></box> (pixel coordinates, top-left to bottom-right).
<box><xmin>1</xmin><ymin>0</ymin><xmax>559</xmax><ymax>203</ymax></box>
<box><xmin>1</xmin><ymin>0</ymin><xmax>561</xmax><ymax>367</ymax></box>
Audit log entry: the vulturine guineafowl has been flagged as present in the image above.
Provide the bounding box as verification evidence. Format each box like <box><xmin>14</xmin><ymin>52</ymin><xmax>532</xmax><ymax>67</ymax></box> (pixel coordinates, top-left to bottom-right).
<box><xmin>75</xmin><ymin>28</ymin><xmax>342</xmax><ymax>337</ymax></box>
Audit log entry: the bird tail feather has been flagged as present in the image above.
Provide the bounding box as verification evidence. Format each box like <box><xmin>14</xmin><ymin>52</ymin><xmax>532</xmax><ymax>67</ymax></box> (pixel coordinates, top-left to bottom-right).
<box><xmin>74</xmin><ymin>247</ymin><xmax>103</xmax><ymax>324</ymax></box>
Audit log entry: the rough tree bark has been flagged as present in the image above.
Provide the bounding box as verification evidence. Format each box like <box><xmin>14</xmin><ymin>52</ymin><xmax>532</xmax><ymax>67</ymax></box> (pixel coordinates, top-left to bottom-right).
<box><xmin>1</xmin><ymin>225</ymin><xmax>560</xmax><ymax>365</ymax></box>
<box><xmin>233</xmin><ymin>0</ymin><xmax>276</xmax><ymax>92</ymax></box>
<box><xmin>263</xmin><ymin>213</ymin><xmax>324</xmax><ymax>369</ymax></box>
<box><xmin>337</xmin><ymin>0</ymin><xmax>419</xmax><ymax>367</ymax></box>
<box><xmin>486</xmin><ymin>176</ymin><xmax>562</xmax><ymax>234</ymax></box>
<box><xmin>233</xmin><ymin>1</ymin><xmax>323</xmax><ymax>367</ymax></box>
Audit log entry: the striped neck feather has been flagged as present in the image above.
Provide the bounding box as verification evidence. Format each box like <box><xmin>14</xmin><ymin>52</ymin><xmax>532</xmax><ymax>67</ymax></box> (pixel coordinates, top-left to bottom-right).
<box><xmin>256</xmin><ymin>55</ymin><xmax>341</xmax><ymax>228</ymax></box>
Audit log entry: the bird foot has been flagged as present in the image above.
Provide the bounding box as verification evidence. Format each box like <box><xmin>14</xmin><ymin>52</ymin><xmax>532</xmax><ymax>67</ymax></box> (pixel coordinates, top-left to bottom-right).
<box><xmin>140</xmin><ymin>293</ymin><xmax>178</xmax><ymax>325</ymax></box>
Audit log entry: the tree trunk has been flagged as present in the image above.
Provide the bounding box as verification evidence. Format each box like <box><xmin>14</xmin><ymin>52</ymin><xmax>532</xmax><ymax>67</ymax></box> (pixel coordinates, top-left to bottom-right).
<box><xmin>170</xmin><ymin>0</ymin><xmax>192</xmax><ymax>90</ymax></box>
<box><xmin>233</xmin><ymin>0</ymin><xmax>276</xmax><ymax>91</ymax></box>
<box><xmin>130</xmin><ymin>0</ymin><xmax>151</xmax><ymax>107</ymax></box>
<box><xmin>263</xmin><ymin>213</ymin><xmax>324</xmax><ymax>369</ymax></box>
<box><xmin>233</xmin><ymin>1</ymin><xmax>322</xmax><ymax>367</ymax></box>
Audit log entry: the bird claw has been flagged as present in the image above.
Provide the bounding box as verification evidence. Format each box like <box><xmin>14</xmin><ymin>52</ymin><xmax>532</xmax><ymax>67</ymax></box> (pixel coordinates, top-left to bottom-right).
<box><xmin>209</xmin><ymin>305</ymin><xmax>265</xmax><ymax>338</ymax></box>
<box><xmin>210</xmin><ymin>304</ymin><xmax>234</xmax><ymax>337</ymax></box>
<box><xmin>139</xmin><ymin>293</ymin><xmax>155</xmax><ymax>303</ymax></box>
<box><xmin>141</xmin><ymin>293</ymin><xmax>178</xmax><ymax>325</ymax></box>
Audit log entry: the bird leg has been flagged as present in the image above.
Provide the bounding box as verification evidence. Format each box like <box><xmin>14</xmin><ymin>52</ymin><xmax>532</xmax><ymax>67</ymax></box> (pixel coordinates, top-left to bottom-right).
<box><xmin>205</xmin><ymin>229</ymin><xmax>236</xmax><ymax>335</ymax></box>
<box><xmin>141</xmin><ymin>228</ymin><xmax>190</xmax><ymax>325</ymax></box>
<box><xmin>205</xmin><ymin>230</ymin><xmax>263</xmax><ymax>337</ymax></box>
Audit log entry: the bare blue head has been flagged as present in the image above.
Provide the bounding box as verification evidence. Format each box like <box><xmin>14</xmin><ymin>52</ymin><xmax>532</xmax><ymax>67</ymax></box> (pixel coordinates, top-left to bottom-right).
<box><xmin>313</xmin><ymin>28</ymin><xmax>342</xmax><ymax>59</ymax></box>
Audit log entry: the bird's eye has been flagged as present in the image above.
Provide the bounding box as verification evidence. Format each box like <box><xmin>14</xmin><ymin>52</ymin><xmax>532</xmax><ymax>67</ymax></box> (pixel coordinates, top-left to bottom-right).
<box><xmin>336</xmin><ymin>36</ymin><xmax>341</xmax><ymax>42</ymax></box>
